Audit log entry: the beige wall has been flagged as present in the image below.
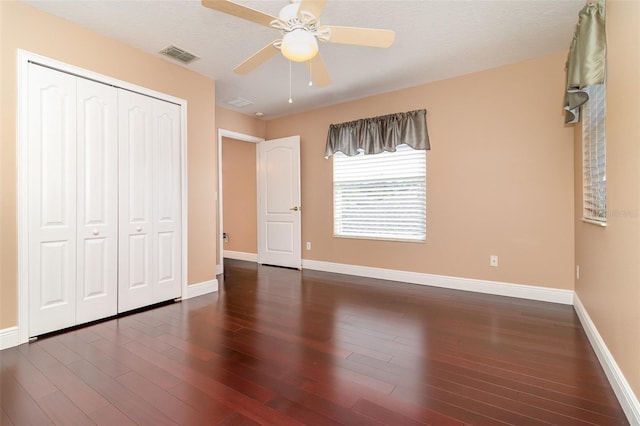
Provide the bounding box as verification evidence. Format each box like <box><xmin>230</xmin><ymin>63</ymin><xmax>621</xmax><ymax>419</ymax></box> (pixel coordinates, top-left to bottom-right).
<box><xmin>0</xmin><ymin>1</ymin><xmax>216</xmax><ymax>328</ymax></box>
<box><xmin>575</xmin><ymin>0</ymin><xmax>640</xmax><ymax>399</ymax></box>
<box><xmin>266</xmin><ymin>51</ymin><xmax>575</xmax><ymax>290</ymax></box>
<box><xmin>216</xmin><ymin>106</ymin><xmax>266</xmax><ymax>138</ymax></box>
<box><xmin>221</xmin><ymin>138</ymin><xmax>258</xmax><ymax>255</ymax></box>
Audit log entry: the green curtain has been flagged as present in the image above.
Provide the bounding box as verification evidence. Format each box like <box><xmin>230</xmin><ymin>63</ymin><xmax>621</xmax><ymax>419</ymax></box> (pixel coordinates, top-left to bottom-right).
<box><xmin>564</xmin><ymin>0</ymin><xmax>606</xmax><ymax>124</ymax></box>
<box><xmin>324</xmin><ymin>109</ymin><xmax>430</xmax><ymax>158</ymax></box>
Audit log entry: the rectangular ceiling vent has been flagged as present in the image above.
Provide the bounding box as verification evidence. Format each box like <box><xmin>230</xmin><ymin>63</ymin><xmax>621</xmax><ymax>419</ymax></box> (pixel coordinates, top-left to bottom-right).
<box><xmin>227</xmin><ymin>97</ymin><xmax>254</xmax><ymax>108</ymax></box>
<box><xmin>159</xmin><ymin>45</ymin><xmax>199</xmax><ymax>64</ymax></box>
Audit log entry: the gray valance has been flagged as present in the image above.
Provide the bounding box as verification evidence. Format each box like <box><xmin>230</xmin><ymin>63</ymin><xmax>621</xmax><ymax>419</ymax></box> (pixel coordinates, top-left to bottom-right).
<box><xmin>564</xmin><ymin>0</ymin><xmax>606</xmax><ymax>124</ymax></box>
<box><xmin>324</xmin><ymin>109</ymin><xmax>430</xmax><ymax>158</ymax></box>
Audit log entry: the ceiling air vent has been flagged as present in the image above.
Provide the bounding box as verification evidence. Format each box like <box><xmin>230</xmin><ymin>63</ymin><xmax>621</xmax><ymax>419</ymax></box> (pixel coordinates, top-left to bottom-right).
<box><xmin>159</xmin><ymin>45</ymin><xmax>199</xmax><ymax>64</ymax></box>
<box><xmin>227</xmin><ymin>97</ymin><xmax>254</xmax><ymax>108</ymax></box>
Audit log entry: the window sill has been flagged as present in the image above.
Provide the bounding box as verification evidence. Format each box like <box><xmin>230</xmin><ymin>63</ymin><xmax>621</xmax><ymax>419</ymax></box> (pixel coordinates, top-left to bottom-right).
<box><xmin>582</xmin><ymin>218</ymin><xmax>607</xmax><ymax>227</ymax></box>
<box><xmin>333</xmin><ymin>234</ymin><xmax>426</xmax><ymax>244</ymax></box>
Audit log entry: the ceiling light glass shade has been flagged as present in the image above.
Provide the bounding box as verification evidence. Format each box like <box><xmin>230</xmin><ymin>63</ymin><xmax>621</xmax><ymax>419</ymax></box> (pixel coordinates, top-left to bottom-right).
<box><xmin>281</xmin><ymin>30</ymin><xmax>318</xmax><ymax>62</ymax></box>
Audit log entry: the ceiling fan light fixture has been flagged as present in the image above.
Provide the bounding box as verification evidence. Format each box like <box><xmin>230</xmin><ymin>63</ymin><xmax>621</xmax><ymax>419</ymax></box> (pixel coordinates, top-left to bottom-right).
<box><xmin>281</xmin><ymin>29</ymin><xmax>318</xmax><ymax>62</ymax></box>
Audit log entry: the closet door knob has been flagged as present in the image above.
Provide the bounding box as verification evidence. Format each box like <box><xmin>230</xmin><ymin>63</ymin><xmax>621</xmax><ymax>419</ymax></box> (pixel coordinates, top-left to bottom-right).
<box><xmin>92</xmin><ymin>229</ymin><xmax>99</xmax><ymax>236</ymax></box>
<box><xmin>136</xmin><ymin>226</ymin><xmax>142</xmax><ymax>232</ymax></box>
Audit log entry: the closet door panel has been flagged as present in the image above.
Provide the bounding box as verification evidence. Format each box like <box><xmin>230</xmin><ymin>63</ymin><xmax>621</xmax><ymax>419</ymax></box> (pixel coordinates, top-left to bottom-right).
<box><xmin>76</xmin><ymin>78</ymin><xmax>118</xmax><ymax>323</ymax></box>
<box><xmin>153</xmin><ymin>102</ymin><xmax>181</xmax><ymax>302</ymax></box>
<box><xmin>119</xmin><ymin>90</ymin><xmax>155</xmax><ymax>312</ymax></box>
<box><xmin>28</xmin><ymin>64</ymin><xmax>77</xmax><ymax>336</ymax></box>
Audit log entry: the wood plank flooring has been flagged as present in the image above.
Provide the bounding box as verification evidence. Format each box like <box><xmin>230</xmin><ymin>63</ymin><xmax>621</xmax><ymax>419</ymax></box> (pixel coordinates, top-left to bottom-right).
<box><xmin>0</xmin><ymin>259</ymin><xmax>629</xmax><ymax>425</ymax></box>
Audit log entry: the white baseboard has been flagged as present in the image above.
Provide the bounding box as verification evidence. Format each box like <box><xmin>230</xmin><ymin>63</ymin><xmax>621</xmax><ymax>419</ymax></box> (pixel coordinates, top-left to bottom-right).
<box><xmin>574</xmin><ymin>295</ymin><xmax>640</xmax><ymax>425</ymax></box>
<box><xmin>185</xmin><ymin>279</ymin><xmax>219</xmax><ymax>299</ymax></box>
<box><xmin>301</xmin><ymin>259</ymin><xmax>574</xmax><ymax>305</ymax></box>
<box><xmin>224</xmin><ymin>250</ymin><xmax>258</xmax><ymax>262</ymax></box>
<box><xmin>0</xmin><ymin>327</ymin><xmax>19</xmax><ymax>350</ymax></box>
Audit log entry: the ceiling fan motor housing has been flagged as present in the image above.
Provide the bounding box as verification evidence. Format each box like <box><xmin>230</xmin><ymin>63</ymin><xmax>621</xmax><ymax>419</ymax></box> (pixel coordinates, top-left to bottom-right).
<box><xmin>279</xmin><ymin>3</ymin><xmax>300</xmax><ymax>22</ymax></box>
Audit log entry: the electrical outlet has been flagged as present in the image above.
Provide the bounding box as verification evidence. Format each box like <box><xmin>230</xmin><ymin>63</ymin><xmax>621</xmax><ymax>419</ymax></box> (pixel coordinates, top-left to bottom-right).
<box><xmin>306</xmin><ymin>242</ymin><xmax>311</xmax><ymax>250</ymax></box>
<box><xmin>490</xmin><ymin>255</ymin><xmax>498</xmax><ymax>267</ymax></box>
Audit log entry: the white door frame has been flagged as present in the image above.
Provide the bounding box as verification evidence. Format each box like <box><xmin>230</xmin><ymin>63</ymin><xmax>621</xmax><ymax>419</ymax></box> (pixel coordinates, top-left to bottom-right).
<box><xmin>16</xmin><ymin>50</ymin><xmax>189</xmax><ymax>345</ymax></box>
<box><xmin>216</xmin><ymin>129</ymin><xmax>264</xmax><ymax>274</ymax></box>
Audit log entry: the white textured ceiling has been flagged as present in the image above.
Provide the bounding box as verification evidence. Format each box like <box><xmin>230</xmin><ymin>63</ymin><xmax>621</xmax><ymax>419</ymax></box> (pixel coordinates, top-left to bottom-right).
<box><xmin>22</xmin><ymin>0</ymin><xmax>583</xmax><ymax>119</ymax></box>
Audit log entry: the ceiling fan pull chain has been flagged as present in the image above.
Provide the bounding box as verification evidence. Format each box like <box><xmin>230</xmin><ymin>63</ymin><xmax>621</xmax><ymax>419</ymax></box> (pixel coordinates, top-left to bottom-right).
<box><xmin>289</xmin><ymin>60</ymin><xmax>293</xmax><ymax>103</ymax></box>
<box><xmin>309</xmin><ymin>60</ymin><xmax>313</xmax><ymax>87</ymax></box>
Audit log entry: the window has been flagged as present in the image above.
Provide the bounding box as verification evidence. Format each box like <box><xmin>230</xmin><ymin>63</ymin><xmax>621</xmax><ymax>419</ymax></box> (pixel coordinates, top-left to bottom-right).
<box><xmin>333</xmin><ymin>144</ymin><xmax>426</xmax><ymax>241</ymax></box>
<box><xmin>582</xmin><ymin>84</ymin><xmax>606</xmax><ymax>223</ymax></box>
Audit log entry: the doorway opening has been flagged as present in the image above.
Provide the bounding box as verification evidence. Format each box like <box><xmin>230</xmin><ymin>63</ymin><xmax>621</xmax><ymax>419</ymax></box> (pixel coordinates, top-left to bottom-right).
<box><xmin>217</xmin><ymin>129</ymin><xmax>263</xmax><ymax>274</ymax></box>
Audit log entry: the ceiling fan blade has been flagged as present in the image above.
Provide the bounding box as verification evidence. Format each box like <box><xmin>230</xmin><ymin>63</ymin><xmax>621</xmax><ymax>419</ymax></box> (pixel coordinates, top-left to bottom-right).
<box><xmin>307</xmin><ymin>53</ymin><xmax>331</xmax><ymax>88</ymax></box>
<box><xmin>201</xmin><ymin>0</ymin><xmax>277</xmax><ymax>28</ymax></box>
<box><xmin>299</xmin><ymin>0</ymin><xmax>328</xmax><ymax>20</ymax></box>
<box><xmin>234</xmin><ymin>42</ymin><xmax>279</xmax><ymax>74</ymax></box>
<box><xmin>323</xmin><ymin>26</ymin><xmax>395</xmax><ymax>48</ymax></box>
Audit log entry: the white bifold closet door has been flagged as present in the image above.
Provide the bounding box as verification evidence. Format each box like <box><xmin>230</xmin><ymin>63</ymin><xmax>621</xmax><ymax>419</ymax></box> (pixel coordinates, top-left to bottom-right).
<box><xmin>118</xmin><ymin>90</ymin><xmax>182</xmax><ymax>312</ymax></box>
<box><xmin>28</xmin><ymin>64</ymin><xmax>118</xmax><ymax>336</ymax></box>
<box><xmin>28</xmin><ymin>62</ymin><xmax>182</xmax><ymax>337</ymax></box>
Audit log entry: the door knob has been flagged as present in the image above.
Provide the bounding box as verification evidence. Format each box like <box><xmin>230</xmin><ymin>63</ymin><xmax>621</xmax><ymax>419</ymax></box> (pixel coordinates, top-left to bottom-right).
<box><xmin>92</xmin><ymin>229</ymin><xmax>99</xmax><ymax>236</ymax></box>
<box><xmin>290</xmin><ymin>206</ymin><xmax>300</xmax><ymax>211</ymax></box>
<box><xmin>136</xmin><ymin>226</ymin><xmax>142</xmax><ymax>232</ymax></box>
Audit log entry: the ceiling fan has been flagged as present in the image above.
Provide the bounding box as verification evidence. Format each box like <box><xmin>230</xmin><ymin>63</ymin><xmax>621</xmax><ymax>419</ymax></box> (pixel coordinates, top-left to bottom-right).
<box><xmin>201</xmin><ymin>0</ymin><xmax>395</xmax><ymax>88</ymax></box>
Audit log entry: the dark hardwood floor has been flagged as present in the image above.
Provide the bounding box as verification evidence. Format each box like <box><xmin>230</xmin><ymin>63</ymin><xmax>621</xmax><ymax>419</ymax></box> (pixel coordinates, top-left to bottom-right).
<box><xmin>1</xmin><ymin>259</ymin><xmax>628</xmax><ymax>425</ymax></box>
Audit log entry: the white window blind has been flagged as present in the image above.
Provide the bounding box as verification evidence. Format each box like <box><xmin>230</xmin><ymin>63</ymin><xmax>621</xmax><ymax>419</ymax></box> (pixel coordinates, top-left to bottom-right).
<box><xmin>333</xmin><ymin>144</ymin><xmax>426</xmax><ymax>241</ymax></box>
<box><xmin>582</xmin><ymin>84</ymin><xmax>606</xmax><ymax>223</ymax></box>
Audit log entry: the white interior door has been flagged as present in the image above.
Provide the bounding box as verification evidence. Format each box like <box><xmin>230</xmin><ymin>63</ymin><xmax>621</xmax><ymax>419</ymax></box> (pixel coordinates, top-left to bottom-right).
<box><xmin>118</xmin><ymin>90</ymin><xmax>181</xmax><ymax>312</ymax></box>
<box><xmin>28</xmin><ymin>64</ymin><xmax>78</xmax><ymax>336</ymax></box>
<box><xmin>257</xmin><ymin>136</ymin><xmax>302</xmax><ymax>269</ymax></box>
<box><xmin>75</xmin><ymin>78</ymin><xmax>118</xmax><ymax>323</ymax></box>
